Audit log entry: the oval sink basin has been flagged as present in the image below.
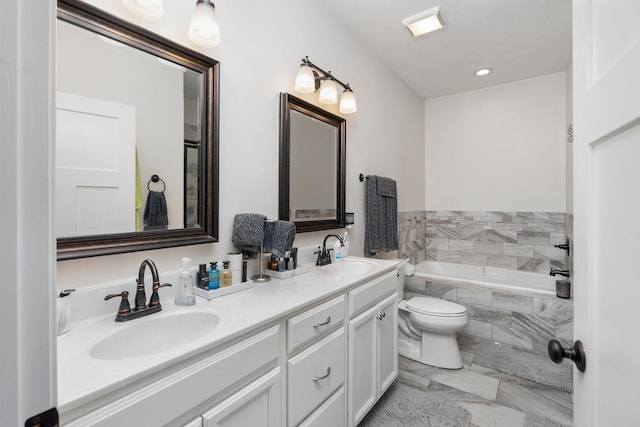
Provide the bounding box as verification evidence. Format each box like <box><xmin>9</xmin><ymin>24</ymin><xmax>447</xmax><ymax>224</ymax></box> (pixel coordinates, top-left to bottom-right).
<box><xmin>321</xmin><ymin>259</ymin><xmax>377</xmax><ymax>276</ymax></box>
<box><xmin>90</xmin><ymin>311</ymin><xmax>220</xmax><ymax>360</ymax></box>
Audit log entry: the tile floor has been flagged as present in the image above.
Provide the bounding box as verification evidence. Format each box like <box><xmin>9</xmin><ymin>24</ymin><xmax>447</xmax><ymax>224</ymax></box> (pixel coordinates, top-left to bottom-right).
<box><xmin>393</xmin><ymin>335</ymin><xmax>573</xmax><ymax>427</ymax></box>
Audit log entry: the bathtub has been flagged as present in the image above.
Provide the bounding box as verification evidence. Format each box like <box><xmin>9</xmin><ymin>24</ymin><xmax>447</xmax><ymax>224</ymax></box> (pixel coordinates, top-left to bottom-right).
<box><xmin>412</xmin><ymin>261</ymin><xmax>557</xmax><ymax>297</ymax></box>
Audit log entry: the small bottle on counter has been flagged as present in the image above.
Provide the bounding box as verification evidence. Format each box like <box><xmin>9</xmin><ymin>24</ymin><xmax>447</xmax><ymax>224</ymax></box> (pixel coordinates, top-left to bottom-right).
<box><xmin>221</xmin><ymin>261</ymin><xmax>232</xmax><ymax>287</ymax></box>
<box><xmin>198</xmin><ymin>263</ymin><xmax>209</xmax><ymax>289</ymax></box>
<box><xmin>278</xmin><ymin>257</ymin><xmax>285</xmax><ymax>272</ymax></box>
<box><xmin>209</xmin><ymin>261</ymin><xmax>219</xmax><ymax>290</ymax></box>
<box><xmin>242</xmin><ymin>260</ymin><xmax>248</xmax><ymax>282</ymax></box>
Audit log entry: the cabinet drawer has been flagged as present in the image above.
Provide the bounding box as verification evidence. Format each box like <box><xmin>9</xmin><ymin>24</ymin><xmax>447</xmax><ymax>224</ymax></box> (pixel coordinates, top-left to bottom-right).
<box><xmin>287</xmin><ymin>295</ymin><xmax>345</xmax><ymax>354</ymax></box>
<box><xmin>348</xmin><ymin>271</ymin><xmax>397</xmax><ymax>318</ymax></box>
<box><xmin>299</xmin><ymin>386</ymin><xmax>345</xmax><ymax>427</ymax></box>
<box><xmin>65</xmin><ymin>326</ymin><xmax>280</xmax><ymax>426</ymax></box>
<box><xmin>287</xmin><ymin>328</ymin><xmax>345</xmax><ymax>427</ymax></box>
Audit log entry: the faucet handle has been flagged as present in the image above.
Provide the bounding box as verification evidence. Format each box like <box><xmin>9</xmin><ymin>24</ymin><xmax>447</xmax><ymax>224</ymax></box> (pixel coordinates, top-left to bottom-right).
<box><xmin>149</xmin><ymin>283</ymin><xmax>172</xmax><ymax>308</ymax></box>
<box><xmin>104</xmin><ymin>291</ymin><xmax>131</xmax><ymax>315</ymax></box>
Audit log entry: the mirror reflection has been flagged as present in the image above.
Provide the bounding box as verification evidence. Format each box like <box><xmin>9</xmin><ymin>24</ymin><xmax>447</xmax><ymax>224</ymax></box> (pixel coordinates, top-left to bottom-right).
<box><xmin>56</xmin><ymin>19</ymin><xmax>201</xmax><ymax>237</ymax></box>
<box><xmin>279</xmin><ymin>93</ymin><xmax>346</xmax><ymax>232</ymax></box>
<box><xmin>56</xmin><ymin>0</ymin><xmax>219</xmax><ymax>260</ymax></box>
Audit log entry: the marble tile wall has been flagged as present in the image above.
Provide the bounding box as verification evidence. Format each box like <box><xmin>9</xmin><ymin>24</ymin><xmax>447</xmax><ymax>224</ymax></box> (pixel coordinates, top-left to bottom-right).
<box><xmin>398</xmin><ymin>211</ymin><xmax>427</xmax><ymax>263</ymax></box>
<box><xmin>404</xmin><ymin>276</ymin><xmax>574</xmax><ymax>356</ymax></box>
<box><xmin>425</xmin><ymin>211</ymin><xmax>568</xmax><ymax>274</ymax></box>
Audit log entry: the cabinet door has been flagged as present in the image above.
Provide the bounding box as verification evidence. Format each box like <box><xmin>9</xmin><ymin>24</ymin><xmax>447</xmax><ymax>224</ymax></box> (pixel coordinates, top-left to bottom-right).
<box><xmin>377</xmin><ymin>293</ymin><xmax>398</xmax><ymax>396</ymax></box>
<box><xmin>202</xmin><ymin>368</ymin><xmax>281</xmax><ymax>427</ymax></box>
<box><xmin>347</xmin><ymin>305</ymin><xmax>378</xmax><ymax>427</ymax></box>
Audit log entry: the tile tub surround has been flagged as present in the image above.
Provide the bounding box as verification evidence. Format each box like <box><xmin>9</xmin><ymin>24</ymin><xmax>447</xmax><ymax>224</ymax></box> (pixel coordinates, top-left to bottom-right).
<box><xmin>398</xmin><ymin>211</ymin><xmax>427</xmax><ymax>263</ymax></box>
<box><xmin>404</xmin><ymin>275</ymin><xmax>574</xmax><ymax>356</ymax></box>
<box><xmin>426</xmin><ymin>211</ymin><xmax>569</xmax><ymax>274</ymax></box>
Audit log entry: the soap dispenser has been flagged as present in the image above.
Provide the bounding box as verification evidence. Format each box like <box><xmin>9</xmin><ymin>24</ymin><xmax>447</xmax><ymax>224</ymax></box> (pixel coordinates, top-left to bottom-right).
<box><xmin>333</xmin><ymin>240</ymin><xmax>344</xmax><ymax>262</ymax></box>
<box><xmin>209</xmin><ymin>261</ymin><xmax>220</xmax><ymax>290</ymax></box>
<box><xmin>175</xmin><ymin>257</ymin><xmax>195</xmax><ymax>306</ymax></box>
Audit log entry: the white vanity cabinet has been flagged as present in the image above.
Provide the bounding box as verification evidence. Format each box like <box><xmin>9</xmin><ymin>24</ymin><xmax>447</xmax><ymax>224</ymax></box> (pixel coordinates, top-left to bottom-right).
<box><xmin>346</xmin><ymin>271</ymin><xmax>398</xmax><ymax>427</ymax></box>
<box><xmin>286</xmin><ymin>295</ymin><xmax>346</xmax><ymax>426</ymax></box>
<box><xmin>64</xmin><ymin>326</ymin><xmax>280</xmax><ymax>427</ymax></box>
<box><xmin>200</xmin><ymin>367</ymin><xmax>281</xmax><ymax>427</ymax></box>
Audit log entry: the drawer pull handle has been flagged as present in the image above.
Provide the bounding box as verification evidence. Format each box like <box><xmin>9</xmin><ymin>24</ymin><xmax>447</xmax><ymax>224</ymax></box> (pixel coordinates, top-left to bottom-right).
<box><xmin>313</xmin><ymin>316</ymin><xmax>332</xmax><ymax>327</ymax></box>
<box><xmin>313</xmin><ymin>367</ymin><xmax>331</xmax><ymax>382</ymax></box>
<box><xmin>377</xmin><ymin>312</ymin><xmax>386</xmax><ymax>321</ymax></box>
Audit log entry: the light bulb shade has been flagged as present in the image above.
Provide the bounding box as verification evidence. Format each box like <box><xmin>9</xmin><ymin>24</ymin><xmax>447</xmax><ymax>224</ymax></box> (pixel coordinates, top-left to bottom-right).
<box><xmin>294</xmin><ymin>65</ymin><xmax>316</xmax><ymax>94</ymax></box>
<box><xmin>318</xmin><ymin>78</ymin><xmax>338</xmax><ymax>104</ymax></box>
<box><xmin>122</xmin><ymin>0</ymin><xmax>164</xmax><ymax>19</ymax></box>
<box><xmin>339</xmin><ymin>89</ymin><xmax>357</xmax><ymax>113</ymax></box>
<box><xmin>188</xmin><ymin>1</ymin><xmax>221</xmax><ymax>47</ymax></box>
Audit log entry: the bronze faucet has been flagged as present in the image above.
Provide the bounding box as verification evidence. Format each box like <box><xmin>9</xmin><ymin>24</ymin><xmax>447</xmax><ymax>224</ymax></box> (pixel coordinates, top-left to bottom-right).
<box><xmin>104</xmin><ymin>259</ymin><xmax>172</xmax><ymax>322</ymax></box>
<box><xmin>315</xmin><ymin>234</ymin><xmax>344</xmax><ymax>266</ymax></box>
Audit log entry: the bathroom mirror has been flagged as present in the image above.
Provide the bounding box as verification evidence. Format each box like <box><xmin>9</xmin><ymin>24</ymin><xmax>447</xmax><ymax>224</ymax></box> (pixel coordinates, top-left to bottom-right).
<box><xmin>279</xmin><ymin>93</ymin><xmax>346</xmax><ymax>232</ymax></box>
<box><xmin>56</xmin><ymin>0</ymin><xmax>219</xmax><ymax>259</ymax></box>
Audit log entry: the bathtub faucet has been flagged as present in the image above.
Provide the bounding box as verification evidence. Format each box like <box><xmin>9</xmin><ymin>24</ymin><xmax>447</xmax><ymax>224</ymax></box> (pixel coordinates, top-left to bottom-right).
<box><xmin>549</xmin><ymin>269</ymin><xmax>570</xmax><ymax>278</ymax></box>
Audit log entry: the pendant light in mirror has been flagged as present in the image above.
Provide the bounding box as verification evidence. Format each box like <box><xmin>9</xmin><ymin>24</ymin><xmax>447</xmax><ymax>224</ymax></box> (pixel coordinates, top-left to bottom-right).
<box><xmin>293</xmin><ymin>56</ymin><xmax>357</xmax><ymax>114</ymax></box>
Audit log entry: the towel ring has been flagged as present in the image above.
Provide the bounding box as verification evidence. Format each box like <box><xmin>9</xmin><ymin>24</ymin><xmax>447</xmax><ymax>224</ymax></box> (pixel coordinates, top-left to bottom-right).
<box><xmin>147</xmin><ymin>174</ymin><xmax>166</xmax><ymax>192</ymax></box>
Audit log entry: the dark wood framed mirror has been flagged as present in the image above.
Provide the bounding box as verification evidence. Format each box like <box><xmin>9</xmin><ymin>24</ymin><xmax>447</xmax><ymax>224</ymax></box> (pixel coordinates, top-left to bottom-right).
<box><xmin>279</xmin><ymin>93</ymin><xmax>346</xmax><ymax>232</ymax></box>
<box><xmin>56</xmin><ymin>0</ymin><xmax>219</xmax><ymax>260</ymax></box>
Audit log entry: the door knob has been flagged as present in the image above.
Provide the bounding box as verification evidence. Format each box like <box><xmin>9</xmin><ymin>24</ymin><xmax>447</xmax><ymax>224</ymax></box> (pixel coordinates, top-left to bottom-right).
<box><xmin>548</xmin><ymin>339</ymin><xmax>586</xmax><ymax>372</ymax></box>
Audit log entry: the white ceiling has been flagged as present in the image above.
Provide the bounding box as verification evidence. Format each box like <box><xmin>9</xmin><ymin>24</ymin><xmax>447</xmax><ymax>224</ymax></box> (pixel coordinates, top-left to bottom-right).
<box><xmin>321</xmin><ymin>0</ymin><xmax>572</xmax><ymax>99</ymax></box>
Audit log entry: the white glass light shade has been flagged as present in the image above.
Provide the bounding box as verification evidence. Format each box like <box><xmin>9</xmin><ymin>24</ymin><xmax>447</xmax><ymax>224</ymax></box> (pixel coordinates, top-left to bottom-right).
<box><xmin>294</xmin><ymin>65</ymin><xmax>316</xmax><ymax>94</ymax></box>
<box><xmin>339</xmin><ymin>90</ymin><xmax>357</xmax><ymax>114</ymax></box>
<box><xmin>188</xmin><ymin>1</ymin><xmax>221</xmax><ymax>47</ymax></box>
<box><xmin>123</xmin><ymin>0</ymin><xmax>164</xmax><ymax>19</ymax></box>
<box><xmin>318</xmin><ymin>78</ymin><xmax>338</xmax><ymax>104</ymax></box>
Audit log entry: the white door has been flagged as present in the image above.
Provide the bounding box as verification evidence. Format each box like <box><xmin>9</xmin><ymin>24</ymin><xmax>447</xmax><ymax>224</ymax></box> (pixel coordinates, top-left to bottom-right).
<box><xmin>347</xmin><ymin>305</ymin><xmax>378</xmax><ymax>427</ymax></box>
<box><xmin>573</xmin><ymin>1</ymin><xmax>640</xmax><ymax>425</ymax></box>
<box><xmin>56</xmin><ymin>92</ymin><xmax>136</xmax><ymax>237</ymax></box>
<box><xmin>377</xmin><ymin>293</ymin><xmax>398</xmax><ymax>396</ymax></box>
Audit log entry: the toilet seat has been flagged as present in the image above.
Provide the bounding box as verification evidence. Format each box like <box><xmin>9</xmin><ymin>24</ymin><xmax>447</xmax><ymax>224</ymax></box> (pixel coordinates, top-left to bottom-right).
<box><xmin>406</xmin><ymin>297</ymin><xmax>466</xmax><ymax>318</ymax></box>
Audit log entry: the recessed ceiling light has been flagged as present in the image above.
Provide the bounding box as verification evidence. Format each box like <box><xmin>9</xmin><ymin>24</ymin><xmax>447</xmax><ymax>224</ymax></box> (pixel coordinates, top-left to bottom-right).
<box><xmin>474</xmin><ymin>68</ymin><xmax>493</xmax><ymax>77</ymax></box>
<box><xmin>402</xmin><ymin>7</ymin><xmax>446</xmax><ymax>38</ymax></box>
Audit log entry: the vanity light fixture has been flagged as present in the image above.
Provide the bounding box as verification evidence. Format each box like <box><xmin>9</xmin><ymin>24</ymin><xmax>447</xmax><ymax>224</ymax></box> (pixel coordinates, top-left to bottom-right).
<box><xmin>188</xmin><ymin>0</ymin><xmax>221</xmax><ymax>47</ymax></box>
<box><xmin>474</xmin><ymin>68</ymin><xmax>493</xmax><ymax>77</ymax></box>
<box><xmin>402</xmin><ymin>7</ymin><xmax>446</xmax><ymax>38</ymax></box>
<box><xmin>122</xmin><ymin>0</ymin><xmax>165</xmax><ymax>19</ymax></box>
<box><xmin>294</xmin><ymin>56</ymin><xmax>358</xmax><ymax>114</ymax></box>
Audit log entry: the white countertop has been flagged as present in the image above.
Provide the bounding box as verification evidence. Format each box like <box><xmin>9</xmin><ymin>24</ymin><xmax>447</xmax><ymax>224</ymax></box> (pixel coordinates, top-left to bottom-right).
<box><xmin>57</xmin><ymin>256</ymin><xmax>398</xmax><ymax>415</ymax></box>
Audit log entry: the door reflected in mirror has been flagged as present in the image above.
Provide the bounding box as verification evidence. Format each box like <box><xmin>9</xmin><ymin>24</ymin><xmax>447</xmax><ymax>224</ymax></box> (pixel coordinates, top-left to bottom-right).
<box><xmin>56</xmin><ymin>0</ymin><xmax>219</xmax><ymax>259</ymax></box>
<box><xmin>279</xmin><ymin>93</ymin><xmax>346</xmax><ymax>232</ymax></box>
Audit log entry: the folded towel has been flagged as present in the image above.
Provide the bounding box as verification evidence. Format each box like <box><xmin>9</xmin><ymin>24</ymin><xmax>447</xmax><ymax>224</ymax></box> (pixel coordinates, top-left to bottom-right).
<box><xmin>232</xmin><ymin>213</ymin><xmax>267</xmax><ymax>258</ymax></box>
<box><xmin>143</xmin><ymin>191</ymin><xmax>168</xmax><ymax>231</ymax></box>
<box><xmin>376</xmin><ymin>176</ymin><xmax>397</xmax><ymax>198</ymax></box>
<box><xmin>364</xmin><ymin>175</ymin><xmax>398</xmax><ymax>256</ymax></box>
<box><xmin>263</xmin><ymin>220</ymin><xmax>296</xmax><ymax>257</ymax></box>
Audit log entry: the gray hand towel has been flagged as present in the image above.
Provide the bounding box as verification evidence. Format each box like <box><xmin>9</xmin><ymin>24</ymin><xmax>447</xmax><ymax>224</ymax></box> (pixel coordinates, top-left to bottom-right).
<box><xmin>364</xmin><ymin>175</ymin><xmax>398</xmax><ymax>256</ymax></box>
<box><xmin>143</xmin><ymin>191</ymin><xmax>168</xmax><ymax>231</ymax></box>
<box><xmin>232</xmin><ymin>213</ymin><xmax>267</xmax><ymax>258</ymax></box>
<box><xmin>263</xmin><ymin>220</ymin><xmax>296</xmax><ymax>257</ymax></box>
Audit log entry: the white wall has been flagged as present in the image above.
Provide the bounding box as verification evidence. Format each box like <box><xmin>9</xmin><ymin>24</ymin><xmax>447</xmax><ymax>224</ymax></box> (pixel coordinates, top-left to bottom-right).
<box><xmin>56</xmin><ymin>0</ymin><xmax>425</xmax><ymax>288</ymax></box>
<box><xmin>1</xmin><ymin>1</ymin><xmax>56</xmax><ymax>424</ymax></box>
<box><xmin>425</xmin><ymin>72</ymin><xmax>566</xmax><ymax>212</ymax></box>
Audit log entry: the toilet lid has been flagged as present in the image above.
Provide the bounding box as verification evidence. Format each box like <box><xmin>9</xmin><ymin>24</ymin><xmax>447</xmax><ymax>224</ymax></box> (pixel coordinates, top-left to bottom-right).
<box><xmin>406</xmin><ymin>297</ymin><xmax>466</xmax><ymax>317</ymax></box>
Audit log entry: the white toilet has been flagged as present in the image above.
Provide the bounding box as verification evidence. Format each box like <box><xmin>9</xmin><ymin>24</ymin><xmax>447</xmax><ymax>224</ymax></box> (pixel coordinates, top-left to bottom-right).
<box><xmin>396</xmin><ymin>266</ymin><xmax>469</xmax><ymax>369</ymax></box>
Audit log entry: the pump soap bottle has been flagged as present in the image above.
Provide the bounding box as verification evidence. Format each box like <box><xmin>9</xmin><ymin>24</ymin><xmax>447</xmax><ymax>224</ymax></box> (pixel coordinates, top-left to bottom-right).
<box><xmin>175</xmin><ymin>257</ymin><xmax>196</xmax><ymax>306</ymax></box>
<box><xmin>221</xmin><ymin>261</ymin><xmax>233</xmax><ymax>288</ymax></box>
